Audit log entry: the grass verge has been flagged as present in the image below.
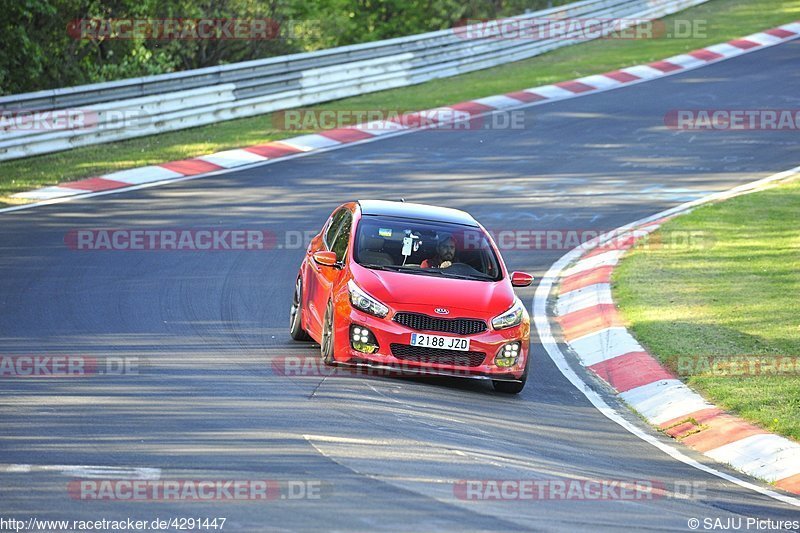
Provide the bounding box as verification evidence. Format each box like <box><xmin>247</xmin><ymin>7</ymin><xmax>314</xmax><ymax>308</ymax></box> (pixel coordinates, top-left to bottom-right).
<box><xmin>1</xmin><ymin>0</ymin><xmax>799</xmax><ymax>206</ymax></box>
<box><xmin>612</xmin><ymin>179</ymin><xmax>800</xmax><ymax>441</ymax></box>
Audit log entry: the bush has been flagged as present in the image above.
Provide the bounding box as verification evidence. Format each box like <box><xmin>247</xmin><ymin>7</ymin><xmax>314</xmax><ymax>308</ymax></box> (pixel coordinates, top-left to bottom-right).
<box><xmin>0</xmin><ymin>0</ymin><xmax>570</xmax><ymax>95</ymax></box>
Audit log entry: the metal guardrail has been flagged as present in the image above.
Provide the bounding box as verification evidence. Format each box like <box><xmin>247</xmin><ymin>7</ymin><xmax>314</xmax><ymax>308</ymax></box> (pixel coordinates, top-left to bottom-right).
<box><xmin>0</xmin><ymin>0</ymin><xmax>708</xmax><ymax>161</ymax></box>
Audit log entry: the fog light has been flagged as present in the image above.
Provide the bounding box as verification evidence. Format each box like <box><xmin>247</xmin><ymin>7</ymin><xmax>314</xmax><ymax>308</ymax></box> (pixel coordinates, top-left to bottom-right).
<box><xmin>495</xmin><ymin>342</ymin><xmax>521</xmax><ymax>368</ymax></box>
<box><xmin>350</xmin><ymin>325</ymin><xmax>379</xmax><ymax>354</ymax></box>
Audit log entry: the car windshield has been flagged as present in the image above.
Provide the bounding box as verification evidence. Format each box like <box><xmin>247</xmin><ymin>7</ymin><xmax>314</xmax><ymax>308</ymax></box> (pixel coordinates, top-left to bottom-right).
<box><xmin>353</xmin><ymin>215</ymin><xmax>502</xmax><ymax>281</ymax></box>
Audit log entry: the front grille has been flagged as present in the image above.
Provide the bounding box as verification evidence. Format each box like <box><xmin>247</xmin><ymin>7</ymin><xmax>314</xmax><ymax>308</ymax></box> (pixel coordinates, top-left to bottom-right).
<box><xmin>390</xmin><ymin>344</ymin><xmax>487</xmax><ymax>367</ymax></box>
<box><xmin>393</xmin><ymin>312</ymin><xmax>487</xmax><ymax>335</ymax></box>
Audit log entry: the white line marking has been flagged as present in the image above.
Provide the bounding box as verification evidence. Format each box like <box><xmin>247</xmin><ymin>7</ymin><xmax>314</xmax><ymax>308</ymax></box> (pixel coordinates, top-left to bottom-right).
<box><xmin>568</xmin><ymin>327</ymin><xmax>644</xmax><ymax>366</ymax></box>
<box><xmin>197</xmin><ymin>149</ymin><xmax>268</xmax><ymax>168</ymax></box>
<box><xmin>780</xmin><ymin>22</ymin><xmax>800</xmax><ymax>34</ymax></box>
<box><xmin>0</xmin><ymin>464</ymin><xmax>161</xmax><ymax>480</ymax></box>
<box><xmin>352</xmin><ymin>120</ymin><xmax>408</xmax><ymax>136</ymax></box>
<box><xmin>11</xmin><ymin>186</ymin><xmax>83</xmax><ymax>200</ymax></box>
<box><xmin>745</xmin><ymin>33</ymin><xmax>783</xmax><ymax>46</ymax></box>
<box><xmin>533</xmin><ymin>165</ymin><xmax>800</xmax><ymax>507</ymax></box>
<box><xmin>705</xmin><ymin>43</ymin><xmax>745</xmax><ymax>57</ymax></box>
<box><xmin>277</xmin><ymin>134</ymin><xmax>341</xmax><ymax>151</ymax></box>
<box><xmin>705</xmin><ymin>435</ymin><xmax>800</xmax><ymax>483</ymax></box>
<box><xmin>662</xmin><ymin>54</ymin><xmax>706</xmax><ymax>69</ymax></box>
<box><xmin>303</xmin><ymin>434</ymin><xmax>392</xmax><ymax>445</ymax></box>
<box><xmin>561</xmin><ymin>250</ymin><xmax>622</xmax><ymax>278</ymax></box>
<box><xmin>575</xmin><ymin>75</ymin><xmax>621</xmax><ymax>90</ymax></box>
<box><xmin>471</xmin><ymin>95</ymin><xmax>522</xmax><ymax>109</ymax></box>
<box><xmin>620</xmin><ymin>65</ymin><xmax>665</xmax><ymax>80</ymax></box>
<box><xmin>527</xmin><ymin>85</ymin><xmax>575</xmax><ymax>100</ymax></box>
<box><xmin>619</xmin><ymin>379</ymin><xmax>713</xmax><ymax>425</ymax></box>
<box><xmin>102</xmin><ymin>165</ymin><xmax>184</xmax><ymax>185</ymax></box>
<box><xmin>555</xmin><ymin>283</ymin><xmax>614</xmax><ymax>316</ymax></box>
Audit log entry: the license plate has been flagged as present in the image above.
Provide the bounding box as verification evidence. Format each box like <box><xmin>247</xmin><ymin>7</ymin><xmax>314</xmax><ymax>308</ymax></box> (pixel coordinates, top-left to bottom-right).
<box><xmin>410</xmin><ymin>333</ymin><xmax>470</xmax><ymax>351</ymax></box>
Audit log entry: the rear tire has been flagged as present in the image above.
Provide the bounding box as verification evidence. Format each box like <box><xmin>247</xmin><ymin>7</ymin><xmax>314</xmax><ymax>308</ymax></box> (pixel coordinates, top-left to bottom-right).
<box><xmin>320</xmin><ymin>300</ymin><xmax>336</xmax><ymax>365</ymax></box>
<box><xmin>289</xmin><ymin>277</ymin><xmax>312</xmax><ymax>341</ymax></box>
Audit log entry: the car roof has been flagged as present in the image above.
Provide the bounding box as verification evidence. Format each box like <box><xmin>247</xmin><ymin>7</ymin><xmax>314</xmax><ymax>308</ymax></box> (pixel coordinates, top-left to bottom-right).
<box><xmin>357</xmin><ymin>200</ymin><xmax>479</xmax><ymax>227</ymax></box>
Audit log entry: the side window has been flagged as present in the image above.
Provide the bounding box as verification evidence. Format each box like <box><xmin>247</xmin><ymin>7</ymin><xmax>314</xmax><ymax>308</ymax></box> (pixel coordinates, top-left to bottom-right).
<box><xmin>324</xmin><ymin>209</ymin><xmax>347</xmax><ymax>249</ymax></box>
<box><xmin>330</xmin><ymin>212</ymin><xmax>352</xmax><ymax>262</ymax></box>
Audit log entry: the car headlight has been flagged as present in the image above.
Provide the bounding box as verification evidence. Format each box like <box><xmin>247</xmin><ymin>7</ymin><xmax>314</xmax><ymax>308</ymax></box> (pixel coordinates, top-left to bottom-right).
<box><xmin>491</xmin><ymin>298</ymin><xmax>525</xmax><ymax>330</ymax></box>
<box><xmin>348</xmin><ymin>280</ymin><xmax>389</xmax><ymax>318</ymax></box>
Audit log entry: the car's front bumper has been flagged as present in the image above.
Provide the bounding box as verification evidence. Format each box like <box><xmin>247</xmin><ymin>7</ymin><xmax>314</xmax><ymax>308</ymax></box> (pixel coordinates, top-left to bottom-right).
<box><xmin>334</xmin><ymin>306</ymin><xmax>530</xmax><ymax>381</ymax></box>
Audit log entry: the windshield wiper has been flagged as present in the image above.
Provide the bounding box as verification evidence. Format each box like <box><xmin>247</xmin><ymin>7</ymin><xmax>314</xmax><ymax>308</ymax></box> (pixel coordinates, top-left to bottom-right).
<box><xmin>433</xmin><ymin>271</ymin><xmax>494</xmax><ymax>281</ymax></box>
<box><xmin>359</xmin><ymin>263</ymin><xmax>390</xmax><ymax>270</ymax></box>
<box><xmin>381</xmin><ymin>264</ymin><xmax>441</xmax><ymax>275</ymax></box>
<box><xmin>360</xmin><ymin>264</ymin><xmax>441</xmax><ymax>276</ymax></box>
<box><xmin>362</xmin><ymin>263</ymin><xmax>493</xmax><ymax>281</ymax></box>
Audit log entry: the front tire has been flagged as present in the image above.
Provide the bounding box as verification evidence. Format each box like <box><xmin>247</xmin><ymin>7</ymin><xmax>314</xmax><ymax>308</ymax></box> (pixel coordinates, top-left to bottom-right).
<box><xmin>289</xmin><ymin>277</ymin><xmax>312</xmax><ymax>341</ymax></box>
<box><xmin>320</xmin><ymin>300</ymin><xmax>336</xmax><ymax>365</ymax></box>
<box><xmin>492</xmin><ymin>378</ymin><xmax>526</xmax><ymax>394</ymax></box>
<box><xmin>492</xmin><ymin>359</ymin><xmax>528</xmax><ymax>394</ymax></box>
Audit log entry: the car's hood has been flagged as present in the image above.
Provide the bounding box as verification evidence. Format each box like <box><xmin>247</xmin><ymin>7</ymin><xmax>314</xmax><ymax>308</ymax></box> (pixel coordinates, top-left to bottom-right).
<box><xmin>354</xmin><ymin>266</ymin><xmax>515</xmax><ymax>316</ymax></box>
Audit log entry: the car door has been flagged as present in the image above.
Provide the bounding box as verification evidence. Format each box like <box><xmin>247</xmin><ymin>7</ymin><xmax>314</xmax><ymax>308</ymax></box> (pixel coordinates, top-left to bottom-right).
<box><xmin>306</xmin><ymin>208</ymin><xmax>349</xmax><ymax>334</ymax></box>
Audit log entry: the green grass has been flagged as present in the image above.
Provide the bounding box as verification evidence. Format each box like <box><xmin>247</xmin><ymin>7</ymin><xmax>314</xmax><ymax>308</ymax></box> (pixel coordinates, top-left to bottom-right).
<box><xmin>1</xmin><ymin>0</ymin><xmax>799</xmax><ymax>206</ymax></box>
<box><xmin>613</xmin><ymin>179</ymin><xmax>800</xmax><ymax>441</ymax></box>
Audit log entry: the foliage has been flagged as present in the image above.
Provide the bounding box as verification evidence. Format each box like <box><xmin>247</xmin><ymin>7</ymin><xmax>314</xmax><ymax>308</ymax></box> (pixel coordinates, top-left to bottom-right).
<box><xmin>0</xmin><ymin>0</ymin><xmax>567</xmax><ymax>95</ymax></box>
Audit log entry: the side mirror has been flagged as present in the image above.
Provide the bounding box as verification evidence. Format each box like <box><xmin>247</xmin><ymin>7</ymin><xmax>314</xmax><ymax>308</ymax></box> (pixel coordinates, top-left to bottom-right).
<box><xmin>313</xmin><ymin>251</ymin><xmax>339</xmax><ymax>268</ymax></box>
<box><xmin>510</xmin><ymin>271</ymin><xmax>534</xmax><ymax>287</ymax></box>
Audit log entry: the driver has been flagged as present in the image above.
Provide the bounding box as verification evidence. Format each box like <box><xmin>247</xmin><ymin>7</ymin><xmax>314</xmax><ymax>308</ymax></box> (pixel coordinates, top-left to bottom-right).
<box><xmin>421</xmin><ymin>234</ymin><xmax>457</xmax><ymax>269</ymax></box>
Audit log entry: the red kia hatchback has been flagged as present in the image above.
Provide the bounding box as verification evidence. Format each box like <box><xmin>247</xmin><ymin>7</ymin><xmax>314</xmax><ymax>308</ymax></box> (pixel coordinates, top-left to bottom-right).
<box><xmin>289</xmin><ymin>200</ymin><xmax>533</xmax><ymax>393</ymax></box>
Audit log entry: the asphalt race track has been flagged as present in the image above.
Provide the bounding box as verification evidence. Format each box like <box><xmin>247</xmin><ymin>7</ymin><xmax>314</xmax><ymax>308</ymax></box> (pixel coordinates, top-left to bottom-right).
<box><xmin>1</xmin><ymin>40</ymin><xmax>799</xmax><ymax>531</ymax></box>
